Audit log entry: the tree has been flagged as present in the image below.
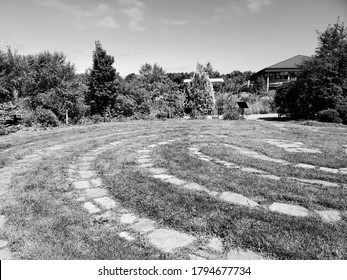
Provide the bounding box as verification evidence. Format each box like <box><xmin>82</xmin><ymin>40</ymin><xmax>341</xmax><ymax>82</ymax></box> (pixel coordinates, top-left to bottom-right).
<box><xmin>275</xmin><ymin>19</ymin><xmax>347</xmax><ymax>118</ymax></box>
<box><xmin>184</xmin><ymin>63</ymin><xmax>214</xmax><ymax>117</ymax></box>
<box><xmin>204</xmin><ymin>62</ymin><xmax>220</xmax><ymax>78</ymax></box>
<box><xmin>0</xmin><ymin>47</ymin><xmax>26</xmax><ymax>102</ymax></box>
<box><xmin>86</xmin><ymin>41</ymin><xmax>120</xmax><ymax>115</ymax></box>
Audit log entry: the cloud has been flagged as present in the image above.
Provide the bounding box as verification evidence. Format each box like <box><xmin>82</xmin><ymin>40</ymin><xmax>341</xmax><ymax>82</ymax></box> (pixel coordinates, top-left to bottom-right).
<box><xmin>35</xmin><ymin>0</ymin><xmax>119</xmax><ymax>29</ymax></box>
<box><xmin>95</xmin><ymin>16</ymin><xmax>119</xmax><ymax>28</ymax></box>
<box><xmin>118</xmin><ymin>0</ymin><xmax>146</xmax><ymax>31</ymax></box>
<box><xmin>161</xmin><ymin>19</ymin><xmax>190</xmax><ymax>26</ymax></box>
<box><xmin>35</xmin><ymin>0</ymin><xmax>110</xmax><ymax>18</ymax></box>
<box><xmin>246</xmin><ymin>0</ymin><xmax>271</xmax><ymax>13</ymax></box>
<box><xmin>212</xmin><ymin>0</ymin><xmax>272</xmax><ymax>20</ymax></box>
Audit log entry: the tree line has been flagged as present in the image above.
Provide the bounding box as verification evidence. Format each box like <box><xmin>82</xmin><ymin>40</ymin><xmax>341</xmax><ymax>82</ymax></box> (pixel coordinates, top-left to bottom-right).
<box><xmin>0</xmin><ymin>41</ymin><xmax>253</xmax><ymax>128</ymax></box>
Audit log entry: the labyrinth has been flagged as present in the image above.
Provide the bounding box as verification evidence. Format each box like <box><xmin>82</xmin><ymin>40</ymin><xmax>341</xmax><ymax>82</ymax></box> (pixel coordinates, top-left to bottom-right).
<box><xmin>0</xmin><ymin>119</ymin><xmax>346</xmax><ymax>260</ymax></box>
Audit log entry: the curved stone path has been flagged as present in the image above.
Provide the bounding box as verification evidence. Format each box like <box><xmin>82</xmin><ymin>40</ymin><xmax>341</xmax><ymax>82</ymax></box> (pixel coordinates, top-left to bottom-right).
<box><xmin>67</xmin><ymin>137</ymin><xmax>266</xmax><ymax>260</ymax></box>
<box><xmin>224</xmin><ymin>143</ymin><xmax>347</xmax><ymax>175</ymax></box>
<box><xmin>188</xmin><ymin>146</ymin><xmax>343</xmax><ymax>223</ymax></box>
<box><xmin>0</xmin><ymin>129</ymin><xmax>149</xmax><ymax>260</ymax></box>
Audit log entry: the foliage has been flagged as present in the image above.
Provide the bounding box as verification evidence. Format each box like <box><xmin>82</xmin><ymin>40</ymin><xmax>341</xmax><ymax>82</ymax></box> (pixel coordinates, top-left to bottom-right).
<box><xmin>0</xmin><ymin>47</ymin><xmax>26</xmax><ymax>102</ymax></box>
<box><xmin>34</xmin><ymin>107</ymin><xmax>60</xmax><ymax>127</ymax></box>
<box><xmin>336</xmin><ymin>104</ymin><xmax>347</xmax><ymax>124</ymax></box>
<box><xmin>222</xmin><ymin>71</ymin><xmax>254</xmax><ymax>94</ymax></box>
<box><xmin>86</xmin><ymin>41</ymin><xmax>121</xmax><ymax>116</ymax></box>
<box><xmin>275</xmin><ymin>19</ymin><xmax>347</xmax><ymax>118</ymax></box>
<box><xmin>317</xmin><ymin>109</ymin><xmax>342</xmax><ymax>123</ymax></box>
<box><xmin>184</xmin><ymin>63</ymin><xmax>214</xmax><ymax>118</ymax></box>
<box><xmin>214</xmin><ymin>93</ymin><xmax>242</xmax><ymax>120</ymax></box>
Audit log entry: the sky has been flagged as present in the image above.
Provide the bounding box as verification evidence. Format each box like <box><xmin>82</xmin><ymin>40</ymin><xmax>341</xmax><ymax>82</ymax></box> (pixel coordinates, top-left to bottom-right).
<box><xmin>0</xmin><ymin>0</ymin><xmax>346</xmax><ymax>77</ymax></box>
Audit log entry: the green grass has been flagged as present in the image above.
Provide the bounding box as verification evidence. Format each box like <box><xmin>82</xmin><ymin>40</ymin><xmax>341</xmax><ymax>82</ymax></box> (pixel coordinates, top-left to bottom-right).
<box><xmin>1</xmin><ymin>119</ymin><xmax>346</xmax><ymax>259</ymax></box>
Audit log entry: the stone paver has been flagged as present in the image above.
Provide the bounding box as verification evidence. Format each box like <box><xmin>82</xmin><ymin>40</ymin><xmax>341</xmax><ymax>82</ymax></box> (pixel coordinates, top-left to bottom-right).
<box><xmin>288</xmin><ymin>178</ymin><xmax>339</xmax><ymax>188</ymax></box>
<box><xmin>165</xmin><ymin>177</ymin><xmax>186</xmax><ymax>186</ymax></box>
<box><xmin>79</xmin><ymin>170</ymin><xmax>97</xmax><ymax>179</ymax></box>
<box><xmin>295</xmin><ymin>163</ymin><xmax>316</xmax><ymax>169</ymax></box>
<box><xmin>147</xmin><ymin>168</ymin><xmax>167</xmax><ymax>174</ymax></box>
<box><xmin>207</xmin><ymin>237</ymin><xmax>224</xmax><ymax>252</ymax></box>
<box><xmin>227</xmin><ymin>249</ymin><xmax>265</xmax><ymax>260</ymax></box>
<box><xmin>0</xmin><ymin>215</ymin><xmax>6</xmax><ymax>229</ymax></box>
<box><xmin>220</xmin><ymin>192</ymin><xmax>258</xmax><ymax>207</ymax></box>
<box><xmin>119</xmin><ymin>231</ymin><xmax>135</xmax><ymax>241</ymax></box>
<box><xmin>147</xmin><ymin>229</ymin><xmax>196</xmax><ymax>253</ymax></box>
<box><xmin>95</xmin><ymin>197</ymin><xmax>118</xmax><ymax>210</ymax></box>
<box><xmin>73</xmin><ymin>181</ymin><xmax>92</xmax><ymax>189</ymax></box>
<box><xmin>120</xmin><ymin>213</ymin><xmax>137</xmax><ymax>224</ymax></box>
<box><xmin>90</xmin><ymin>178</ymin><xmax>102</xmax><ymax>187</ymax></box>
<box><xmin>139</xmin><ymin>154</ymin><xmax>151</xmax><ymax>159</ymax></box>
<box><xmin>269</xmin><ymin>202</ymin><xmax>309</xmax><ymax>217</ymax></box>
<box><xmin>319</xmin><ymin>167</ymin><xmax>339</xmax><ymax>174</ymax></box>
<box><xmin>0</xmin><ymin>240</ymin><xmax>9</xmax><ymax>249</ymax></box>
<box><xmin>83</xmin><ymin>202</ymin><xmax>100</xmax><ymax>214</ymax></box>
<box><xmin>131</xmin><ymin>218</ymin><xmax>156</xmax><ymax>233</ymax></box>
<box><xmin>0</xmin><ymin>247</ymin><xmax>13</xmax><ymax>260</ymax></box>
<box><xmin>340</xmin><ymin>168</ymin><xmax>347</xmax><ymax>174</ymax></box>
<box><xmin>138</xmin><ymin>158</ymin><xmax>152</xmax><ymax>164</ymax></box>
<box><xmin>85</xmin><ymin>188</ymin><xmax>108</xmax><ymax>198</ymax></box>
<box><xmin>259</xmin><ymin>174</ymin><xmax>281</xmax><ymax>181</ymax></box>
<box><xmin>153</xmin><ymin>174</ymin><xmax>174</xmax><ymax>180</ymax></box>
<box><xmin>316</xmin><ymin>210</ymin><xmax>341</xmax><ymax>223</ymax></box>
<box><xmin>138</xmin><ymin>163</ymin><xmax>154</xmax><ymax>168</ymax></box>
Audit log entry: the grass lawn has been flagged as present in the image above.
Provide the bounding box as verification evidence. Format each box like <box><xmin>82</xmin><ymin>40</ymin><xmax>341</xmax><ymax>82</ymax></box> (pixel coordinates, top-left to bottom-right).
<box><xmin>0</xmin><ymin>119</ymin><xmax>346</xmax><ymax>259</ymax></box>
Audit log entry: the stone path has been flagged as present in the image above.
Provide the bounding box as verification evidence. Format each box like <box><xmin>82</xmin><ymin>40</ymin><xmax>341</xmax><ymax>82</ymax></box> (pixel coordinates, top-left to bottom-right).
<box><xmin>0</xmin><ymin>143</ymin><xmax>68</xmax><ymax>260</ymax></box>
<box><xmin>265</xmin><ymin>139</ymin><xmax>322</xmax><ymax>153</ymax></box>
<box><xmin>67</xmin><ymin>138</ymin><xmax>266</xmax><ymax>260</ymax></box>
<box><xmin>187</xmin><ymin>146</ymin><xmax>343</xmax><ymax>223</ymax></box>
<box><xmin>224</xmin><ymin>143</ymin><xmax>347</xmax><ymax>175</ymax></box>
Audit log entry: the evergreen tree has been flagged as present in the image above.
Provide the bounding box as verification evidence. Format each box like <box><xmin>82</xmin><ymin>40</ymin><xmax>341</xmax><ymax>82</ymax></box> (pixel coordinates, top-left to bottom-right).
<box><xmin>86</xmin><ymin>41</ymin><xmax>120</xmax><ymax>115</ymax></box>
<box><xmin>184</xmin><ymin>63</ymin><xmax>214</xmax><ymax>117</ymax></box>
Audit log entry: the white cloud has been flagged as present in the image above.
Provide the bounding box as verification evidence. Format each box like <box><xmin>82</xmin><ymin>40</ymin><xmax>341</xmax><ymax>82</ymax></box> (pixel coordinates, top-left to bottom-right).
<box><xmin>35</xmin><ymin>0</ymin><xmax>120</xmax><ymax>29</ymax></box>
<box><xmin>161</xmin><ymin>19</ymin><xmax>190</xmax><ymax>26</ymax></box>
<box><xmin>118</xmin><ymin>0</ymin><xmax>146</xmax><ymax>31</ymax></box>
<box><xmin>95</xmin><ymin>16</ymin><xmax>119</xmax><ymax>28</ymax></box>
<box><xmin>246</xmin><ymin>0</ymin><xmax>271</xmax><ymax>14</ymax></box>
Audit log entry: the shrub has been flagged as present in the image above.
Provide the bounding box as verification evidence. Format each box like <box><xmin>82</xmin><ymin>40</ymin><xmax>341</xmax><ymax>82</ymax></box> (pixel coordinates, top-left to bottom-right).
<box><xmin>336</xmin><ymin>104</ymin><xmax>347</xmax><ymax>124</ymax></box>
<box><xmin>317</xmin><ymin>109</ymin><xmax>342</xmax><ymax>123</ymax></box>
<box><xmin>90</xmin><ymin>114</ymin><xmax>104</xmax><ymax>123</ymax></box>
<box><xmin>22</xmin><ymin>111</ymin><xmax>36</xmax><ymax>127</ymax></box>
<box><xmin>223</xmin><ymin>95</ymin><xmax>242</xmax><ymax>120</ymax></box>
<box><xmin>35</xmin><ymin>108</ymin><xmax>60</xmax><ymax>127</ymax></box>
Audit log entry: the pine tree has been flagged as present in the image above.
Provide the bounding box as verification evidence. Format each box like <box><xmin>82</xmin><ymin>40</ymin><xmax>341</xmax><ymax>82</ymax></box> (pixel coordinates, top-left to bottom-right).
<box><xmin>87</xmin><ymin>41</ymin><xmax>119</xmax><ymax>115</ymax></box>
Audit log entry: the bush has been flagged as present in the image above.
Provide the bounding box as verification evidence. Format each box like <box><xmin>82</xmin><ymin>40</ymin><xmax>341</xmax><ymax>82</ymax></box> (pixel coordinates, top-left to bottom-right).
<box><xmin>317</xmin><ymin>109</ymin><xmax>342</xmax><ymax>123</ymax></box>
<box><xmin>90</xmin><ymin>114</ymin><xmax>105</xmax><ymax>123</ymax></box>
<box><xmin>336</xmin><ymin>104</ymin><xmax>347</xmax><ymax>124</ymax></box>
<box><xmin>22</xmin><ymin>111</ymin><xmax>36</xmax><ymax>127</ymax></box>
<box><xmin>35</xmin><ymin>108</ymin><xmax>60</xmax><ymax>127</ymax></box>
<box><xmin>223</xmin><ymin>95</ymin><xmax>242</xmax><ymax>120</ymax></box>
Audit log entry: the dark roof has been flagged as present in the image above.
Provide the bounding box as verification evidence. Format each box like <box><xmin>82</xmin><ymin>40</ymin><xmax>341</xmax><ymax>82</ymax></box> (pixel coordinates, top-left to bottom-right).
<box><xmin>250</xmin><ymin>55</ymin><xmax>310</xmax><ymax>80</ymax></box>
<box><xmin>266</xmin><ymin>55</ymin><xmax>309</xmax><ymax>69</ymax></box>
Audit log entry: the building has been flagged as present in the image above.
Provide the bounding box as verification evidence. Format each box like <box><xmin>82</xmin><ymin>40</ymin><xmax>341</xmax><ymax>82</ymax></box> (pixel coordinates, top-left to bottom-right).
<box><xmin>250</xmin><ymin>55</ymin><xmax>309</xmax><ymax>91</ymax></box>
<box><xmin>183</xmin><ymin>78</ymin><xmax>224</xmax><ymax>84</ymax></box>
